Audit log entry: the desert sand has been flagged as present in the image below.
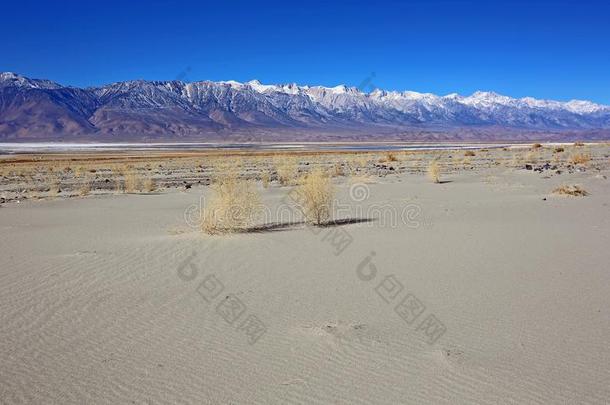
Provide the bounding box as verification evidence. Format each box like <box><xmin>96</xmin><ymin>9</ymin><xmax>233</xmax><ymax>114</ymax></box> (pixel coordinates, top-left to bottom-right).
<box><xmin>1</xmin><ymin>145</ymin><xmax>609</xmax><ymax>404</ymax></box>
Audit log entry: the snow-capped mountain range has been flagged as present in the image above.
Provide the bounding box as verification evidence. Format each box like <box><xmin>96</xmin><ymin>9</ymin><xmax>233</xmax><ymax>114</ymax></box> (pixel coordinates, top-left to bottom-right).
<box><xmin>1</xmin><ymin>72</ymin><xmax>609</xmax><ymax>141</ymax></box>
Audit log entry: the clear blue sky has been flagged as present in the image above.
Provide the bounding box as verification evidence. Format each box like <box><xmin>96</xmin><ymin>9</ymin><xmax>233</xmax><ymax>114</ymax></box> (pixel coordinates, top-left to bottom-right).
<box><xmin>2</xmin><ymin>0</ymin><xmax>609</xmax><ymax>103</ymax></box>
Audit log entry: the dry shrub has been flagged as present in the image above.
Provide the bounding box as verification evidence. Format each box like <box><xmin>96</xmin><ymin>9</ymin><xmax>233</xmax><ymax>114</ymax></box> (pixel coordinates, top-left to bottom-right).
<box><xmin>275</xmin><ymin>157</ymin><xmax>298</xmax><ymax>186</ymax></box>
<box><xmin>511</xmin><ymin>153</ymin><xmax>523</xmax><ymax>166</ymax></box>
<box><xmin>111</xmin><ymin>165</ymin><xmax>124</xmax><ymax>193</ymax></box>
<box><xmin>347</xmin><ymin>155</ymin><xmax>369</xmax><ymax>175</ymax></box>
<box><xmin>570</xmin><ymin>153</ymin><xmax>591</xmax><ymax>166</ymax></box>
<box><xmin>78</xmin><ymin>176</ymin><xmax>91</xmax><ymax>196</ymax></box>
<box><xmin>553</xmin><ymin>185</ymin><xmax>588</xmax><ymax>197</ymax></box>
<box><xmin>532</xmin><ymin>143</ymin><xmax>543</xmax><ymax>149</ymax></box>
<box><xmin>294</xmin><ymin>168</ymin><xmax>335</xmax><ymax>226</ymax></box>
<box><xmin>553</xmin><ymin>147</ymin><xmax>565</xmax><ymax>153</ymax></box>
<box><xmin>260</xmin><ymin>171</ymin><xmax>271</xmax><ymax>188</ymax></box>
<box><xmin>75</xmin><ymin>166</ymin><xmax>87</xmax><ymax>177</ymax></box>
<box><xmin>209</xmin><ymin>159</ymin><xmax>240</xmax><ymax>184</ymax></box>
<box><xmin>143</xmin><ymin>177</ymin><xmax>156</xmax><ymax>192</ymax></box>
<box><xmin>332</xmin><ymin>162</ymin><xmax>345</xmax><ymax>177</ymax></box>
<box><xmin>124</xmin><ymin>170</ymin><xmax>139</xmax><ymax>193</ymax></box>
<box><xmin>574</xmin><ymin>142</ymin><xmax>585</xmax><ymax>147</ymax></box>
<box><xmin>201</xmin><ymin>172</ymin><xmax>262</xmax><ymax>234</ymax></box>
<box><xmin>427</xmin><ymin>160</ymin><xmax>441</xmax><ymax>183</ymax></box>
<box><xmin>49</xmin><ymin>175</ymin><xmax>61</xmax><ymax>196</ymax></box>
<box><xmin>377</xmin><ymin>152</ymin><xmax>398</xmax><ymax>164</ymax></box>
<box><xmin>114</xmin><ymin>178</ymin><xmax>123</xmax><ymax>193</ymax></box>
<box><xmin>525</xmin><ymin>151</ymin><xmax>537</xmax><ymax>163</ymax></box>
<box><xmin>380</xmin><ymin>152</ymin><xmax>398</xmax><ymax>163</ymax></box>
<box><xmin>464</xmin><ymin>150</ymin><xmax>476</xmax><ymax>157</ymax></box>
<box><xmin>355</xmin><ymin>155</ymin><xmax>369</xmax><ymax>168</ymax></box>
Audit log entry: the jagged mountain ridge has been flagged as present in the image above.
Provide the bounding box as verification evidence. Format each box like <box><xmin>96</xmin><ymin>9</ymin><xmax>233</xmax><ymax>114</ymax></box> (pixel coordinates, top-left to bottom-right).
<box><xmin>1</xmin><ymin>72</ymin><xmax>610</xmax><ymax>141</ymax></box>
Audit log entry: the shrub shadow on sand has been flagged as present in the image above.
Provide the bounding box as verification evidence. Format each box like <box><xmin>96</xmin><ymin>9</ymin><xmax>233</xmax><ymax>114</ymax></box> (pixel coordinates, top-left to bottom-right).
<box><xmin>240</xmin><ymin>217</ymin><xmax>376</xmax><ymax>234</ymax></box>
<box><xmin>243</xmin><ymin>221</ymin><xmax>306</xmax><ymax>233</ymax></box>
<box><xmin>318</xmin><ymin>217</ymin><xmax>376</xmax><ymax>227</ymax></box>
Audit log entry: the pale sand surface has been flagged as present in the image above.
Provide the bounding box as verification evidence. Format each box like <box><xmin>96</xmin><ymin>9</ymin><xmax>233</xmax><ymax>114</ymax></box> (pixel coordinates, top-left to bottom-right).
<box><xmin>1</xmin><ymin>166</ymin><xmax>609</xmax><ymax>404</ymax></box>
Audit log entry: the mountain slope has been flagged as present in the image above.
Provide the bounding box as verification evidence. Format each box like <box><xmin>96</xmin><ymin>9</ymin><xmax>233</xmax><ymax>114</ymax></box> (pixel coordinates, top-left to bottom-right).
<box><xmin>0</xmin><ymin>74</ymin><xmax>99</xmax><ymax>139</ymax></box>
<box><xmin>1</xmin><ymin>72</ymin><xmax>609</xmax><ymax>141</ymax></box>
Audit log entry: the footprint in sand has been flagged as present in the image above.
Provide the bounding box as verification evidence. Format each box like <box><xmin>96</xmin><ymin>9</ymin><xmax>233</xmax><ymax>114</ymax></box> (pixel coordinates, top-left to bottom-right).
<box><xmin>433</xmin><ymin>346</ymin><xmax>468</xmax><ymax>368</ymax></box>
<box><xmin>296</xmin><ymin>322</ymin><xmax>384</xmax><ymax>348</ymax></box>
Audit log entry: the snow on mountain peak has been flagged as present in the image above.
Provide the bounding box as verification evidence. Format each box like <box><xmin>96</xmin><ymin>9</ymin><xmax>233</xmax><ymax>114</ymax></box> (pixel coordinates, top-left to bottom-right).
<box><xmin>564</xmin><ymin>100</ymin><xmax>605</xmax><ymax>114</ymax></box>
<box><xmin>246</xmin><ymin>79</ymin><xmax>277</xmax><ymax>93</ymax></box>
<box><xmin>0</xmin><ymin>72</ymin><xmax>19</xmax><ymax>81</ymax></box>
<box><xmin>369</xmin><ymin>88</ymin><xmax>386</xmax><ymax>97</ymax></box>
<box><xmin>218</xmin><ymin>80</ymin><xmax>244</xmax><ymax>88</ymax></box>
<box><xmin>244</xmin><ymin>80</ymin><xmax>304</xmax><ymax>94</ymax></box>
<box><xmin>468</xmin><ymin>91</ymin><xmax>508</xmax><ymax>101</ymax></box>
<box><xmin>2</xmin><ymin>72</ymin><xmax>610</xmax><ymax>136</ymax></box>
<box><xmin>400</xmin><ymin>90</ymin><xmax>437</xmax><ymax>100</ymax></box>
<box><xmin>329</xmin><ymin>84</ymin><xmax>348</xmax><ymax>94</ymax></box>
<box><xmin>0</xmin><ymin>72</ymin><xmax>61</xmax><ymax>89</ymax></box>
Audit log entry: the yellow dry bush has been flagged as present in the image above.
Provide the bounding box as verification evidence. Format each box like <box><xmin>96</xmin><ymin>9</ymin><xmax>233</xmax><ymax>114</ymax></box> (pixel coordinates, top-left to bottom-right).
<box><xmin>111</xmin><ymin>165</ymin><xmax>124</xmax><ymax>193</ymax></box>
<box><xmin>332</xmin><ymin>162</ymin><xmax>345</xmax><ymax>177</ymax></box>
<box><xmin>210</xmin><ymin>158</ymin><xmax>242</xmax><ymax>184</ymax></box>
<box><xmin>124</xmin><ymin>169</ymin><xmax>139</xmax><ymax>193</ymax></box>
<box><xmin>275</xmin><ymin>157</ymin><xmax>298</xmax><ymax>186</ymax></box>
<box><xmin>379</xmin><ymin>152</ymin><xmax>398</xmax><ymax>163</ymax></box>
<box><xmin>294</xmin><ymin>168</ymin><xmax>335</xmax><ymax>226</ymax></box>
<box><xmin>553</xmin><ymin>185</ymin><xmax>588</xmax><ymax>197</ymax></box>
<box><xmin>49</xmin><ymin>175</ymin><xmax>61</xmax><ymax>197</ymax></box>
<box><xmin>75</xmin><ymin>166</ymin><xmax>87</xmax><ymax>177</ymax></box>
<box><xmin>355</xmin><ymin>155</ymin><xmax>370</xmax><ymax>168</ymax></box>
<box><xmin>114</xmin><ymin>178</ymin><xmax>123</xmax><ymax>193</ymax></box>
<box><xmin>260</xmin><ymin>171</ymin><xmax>271</xmax><ymax>188</ymax></box>
<box><xmin>78</xmin><ymin>176</ymin><xmax>91</xmax><ymax>196</ymax></box>
<box><xmin>108</xmin><ymin>164</ymin><xmax>140</xmax><ymax>193</ymax></box>
<box><xmin>524</xmin><ymin>151</ymin><xmax>537</xmax><ymax>163</ymax></box>
<box><xmin>569</xmin><ymin>153</ymin><xmax>591</xmax><ymax>166</ymax></box>
<box><xmin>201</xmin><ymin>172</ymin><xmax>262</xmax><ymax>234</ymax></box>
<box><xmin>142</xmin><ymin>177</ymin><xmax>156</xmax><ymax>192</ymax></box>
<box><xmin>428</xmin><ymin>160</ymin><xmax>441</xmax><ymax>183</ymax></box>
<box><xmin>511</xmin><ymin>153</ymin><xmax>522</xmax><ymax>166</ymax></box>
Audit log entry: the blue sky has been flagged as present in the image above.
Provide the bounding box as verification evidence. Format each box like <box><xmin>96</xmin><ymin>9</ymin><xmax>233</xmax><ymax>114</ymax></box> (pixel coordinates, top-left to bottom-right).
<box><xmin>2</xmin><ymin>0</ymin><xmax>609</xmax><ymax>103</ymax></box>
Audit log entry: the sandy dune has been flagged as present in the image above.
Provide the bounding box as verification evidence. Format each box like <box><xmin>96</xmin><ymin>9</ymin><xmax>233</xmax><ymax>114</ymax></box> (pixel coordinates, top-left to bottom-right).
<box><xmin>1</xmin><ymin>161</ymin><xmax>609</xmax><ymax>403</ymax></box>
